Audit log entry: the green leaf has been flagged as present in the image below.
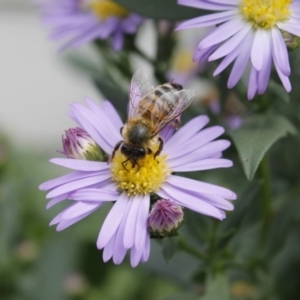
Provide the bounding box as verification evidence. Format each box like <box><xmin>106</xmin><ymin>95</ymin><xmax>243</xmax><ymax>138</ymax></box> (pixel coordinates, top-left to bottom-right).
<box><xmin>201</xmin><ymin>275</ymin><xmax>230</xmax><ymax>300</ymax></box>
<box><xmin>229</xmin><ymin>113</ymin><xmax>297</xmax><ymax>180</ymax></box>
<box><xmin>162</xmin><ymin>237</ymin><xmax>179</xmax><ymax>264</ymax></box>
<box><xmin>114</xmin><ymin>0</ymin><xmax>206</xmax><ymax>20</ymax></box>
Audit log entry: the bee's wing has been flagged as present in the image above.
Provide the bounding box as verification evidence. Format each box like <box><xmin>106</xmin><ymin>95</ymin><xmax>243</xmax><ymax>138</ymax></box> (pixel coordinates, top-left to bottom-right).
<box><xmin>151</xmin><ymin>89</ymin><xmax>195</xmax><ymax>136</ymax></box>
<box><xmin>128</xmin><ymin>69</ymin><xmax>154</xmax><ymax>120</ymax></box>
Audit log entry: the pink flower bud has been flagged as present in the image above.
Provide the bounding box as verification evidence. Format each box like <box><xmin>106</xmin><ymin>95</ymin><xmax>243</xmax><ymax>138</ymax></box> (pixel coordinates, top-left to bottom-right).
<box><xmin>148</xmin><ymin>199</ymin><xmax>184</xmax><ymax>238</ymax></box>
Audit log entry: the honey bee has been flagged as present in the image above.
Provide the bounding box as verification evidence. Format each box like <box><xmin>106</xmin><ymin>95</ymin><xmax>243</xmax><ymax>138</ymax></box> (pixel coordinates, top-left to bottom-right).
<box><xmin>111</xmin><ymin>70</ymin><xmax>195</xmax><ymax>170</ymax></box>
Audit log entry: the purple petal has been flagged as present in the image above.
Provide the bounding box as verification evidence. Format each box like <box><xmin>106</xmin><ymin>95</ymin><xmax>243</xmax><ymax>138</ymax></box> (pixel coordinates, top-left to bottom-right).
<box><xmin>46</xmin><ymin>193</ymin><xmax>69</xmax><ymax>209</ymax></box>
<box><xmin>99</xmin><ymin>100</ymin><xmax>123</xmax><ymax>129</ymax></box>
<box><xmin>141</xmin><ymin>234</ymin><xmax>151</xmax><ymax>262</ymax></box>
<box><xmin>158</xmin><ymin>184</ymin><xmax>226</xmax><ymax>220</ymax></box>
<box><xmin>62</xmin><ymin>201</ymin><xmax>102</xmax><ymax>220</ymax></box>
<box><xmin>274</xmin><ymin>61</ymin><xmax>292</xmax><ymax>92</ymax></box>
<box><xmin>49</xmin><ymin>202</ymin><xmax>99</xmax><ymax>230</ymax></box>
<box><xmin>163</xmin><ymin>115</ymin><xmax>209</xmax><ymax>154</ymax></box>
<box><xmin>178</xmin><ymin>0</ymin><xmax>237</xmax><ymax>10</ymax></box>
<box><xmin>112</xmin><ymin>30</ymin><xmax>124</xmax><ymax>52</ymax></box>
<box><xmin>172</xmin><ymin>158</ymin><xmax>233</xmax><ymax>172</ymax></box>
<box><xmin>46</xmin><ymin>172</ymin><xmax>111</xmax><ymax>199</ymax></box>
<box><xmin>40</xmin><ymin>171</ymin><xmax>99</xmax><ymax>191</ymax></box>
<box><xmin>130</xmin><ymin>236</ymin><xmax>146</xmax><ymax>268</ymax></box>
<box><xmin>97</xmin><ymin>17</ymin><xmax>119</xmax><ymax>39</ymax></box>
<box><xmin>209</xmin><ymin>22</ymin><xmax>251</xmax><ymax>61</ymax></box>
<box><xmin>167</xmin><ymin>175</ymin><xmax>236</xmax><ymax>199</ymax></box>
<box><xmin>112</xmin><ymin>201</ymin><xmax>131</xmax><ymax>264</ymax></box>
<box><xmin>167</xmin><ymin>126</ymin><xmax>225</xmax><ymax>160</ymax></box>
<box><xmin>123</xmin><ymin>196</ymin><xmax>142</xmax><ymax>249</ymax></box>
<box><xmin>103</xmin><ymin>234</ymin><xmax>116</xmax><ymax>262</ymax></box>
<box><xmin>247</xmin><ymin>66</ymin><xmax>258</xmax><ymax>100</ymax></box>
<box><xmin>159</xmin><ymin>125</ymin><xmax>175</xmax><ymax>142</ymax></box>
<box><xmin>271</xmin><ymin>28</ymin><xmax>290</xmax><ymax>76</ymax></box>
<box><xmin>97</xmin><ymin>193</ymin><xmax>128</xmax><ymax>249</ymax></box>
<box><xmin>177</xmin><ymin>10</ymin><xmax>236</xmax><ymax>30</ymax></box>
<box><xmin>135</xmin><ymin>195</ymin><xmax>150</xmax><ymax>250</ymax></box>
<box><xmin>251</xmin><ymin>30</ymin><xmax>268</xmax><ymax>71</ymax></box>
<box><xmin>70</xmin><ymin>103</ymin><xmax>114</xmax><ymax>154</ymax></box>
<box><xmin>277</xmin><ymin>22</ymin><xmax>300</xmax><ymax>37</ymax></box>
<box><xmin>69</xmin><ymin>188</ymin><xmax>119</xmax><ymax>201</ymax></box>
<box><xmin>195</xmin><ymin>44</ymin><xmax>219</xmax><ymax>66</ymax></box>
<box><xmin>168</xmin><ymin>140</ymin><xmax>231</xmax><ymax>167</ymax></box>
<box><xmin>56</xmin><ymin>207</ymin><xmax>98</xmax><ymax>231</ymax></box>
<box><xmin>227</xmin><ymin>31</ymin><xmax>252</xmax><ymax>88</ymax></box>
<box><xmin>50</xmin><ymin>158</ymin><xmax>108</xmax><ymax>171</ymax></box>
<box><xmin>213</xmin><ymin>42</ymin><xmax>242</xmax><ymax>76</ymax></box>
<box><xmin>199</xmin><ymin>17</ymin><xmax>244</xmax><ymax>50</ymax></box>
<box><xmin>257</xmin><ymin>35</ymin><xmax>272</xmax><ymax>94</ymax></box>
<box><xmin>57</xmin><ymin>21</ymin><xmax>104</xmax><ymax>52</ymax></box>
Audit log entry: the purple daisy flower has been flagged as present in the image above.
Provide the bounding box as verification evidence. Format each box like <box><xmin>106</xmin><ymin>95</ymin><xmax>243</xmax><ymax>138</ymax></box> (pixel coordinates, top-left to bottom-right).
<box><xmin>39</xmin><ymin>90</ymin><xmax>236</xmax><ymax>267</ymax></box>
<box><xmin>40</xmin><ymin>0</ymin><xmax>144</xmax><ymax>51</ymax></box>
<box><xmin>176</xmin><ymin>0</ymin><xmax>299</xmax><ymax>99</ymax></box>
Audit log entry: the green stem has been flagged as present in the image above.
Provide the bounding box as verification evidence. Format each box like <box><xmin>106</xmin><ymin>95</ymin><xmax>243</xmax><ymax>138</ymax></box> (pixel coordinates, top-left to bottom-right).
<box><xmin>178</xmin><ymin>238</ymin><xmax>208</xmax><ymax>261</ymax></box>
<box><xmin>259</xmin><ymin>154</ymin><xmax>272</xmax><ymax>246</ymax></box>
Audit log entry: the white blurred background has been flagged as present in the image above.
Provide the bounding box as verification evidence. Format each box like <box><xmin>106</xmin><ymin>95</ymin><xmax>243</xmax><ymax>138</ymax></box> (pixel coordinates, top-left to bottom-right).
<box><xmin>0</xmin><ymin>0</ymin><xmax>101</xmax><ymax>149</ymax></box>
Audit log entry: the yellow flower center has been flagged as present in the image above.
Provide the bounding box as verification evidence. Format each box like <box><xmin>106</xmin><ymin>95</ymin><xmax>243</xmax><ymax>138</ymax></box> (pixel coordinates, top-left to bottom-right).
<box><xmin>110</xmin><ymin>145</ymin><xmax>171</xmax><ymax>196</ymax></box>
<box><xmin>239</xmin><ymin>0</ymin><xmax>291</xmax><ymax>29</ymax></box>
<box><xmin>83</xmin><ymin>0</ymin><xmax>129</xmax><ymax>20</ymax></box>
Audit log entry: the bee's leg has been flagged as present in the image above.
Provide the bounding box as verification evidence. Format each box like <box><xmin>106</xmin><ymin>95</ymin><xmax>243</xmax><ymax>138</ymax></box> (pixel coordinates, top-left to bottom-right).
<box><xmin>120</xmin><ymin>126</ymin><xmax>124</xmax><ymax>135</ymax></box>
<box><xmin>109</xmin><ymin>141</ymin><xmax>123</xmax><ymax>163</ymax></box>
<box><xmin>134</xmin><ymin>161</ymin><xmax>140</xmax><ymax>173</ymax></box>
<box><xmin>147</xmin><ymin>148</ymin><xmax>152</xmax><ymax>154</ymax></box>
<box><xmin>154</xmin><ymin>137</ymin><xmax>164</xmax><ymax>158</ymax></box>
<box><xmin>122</xmin><ymin>158</ymin><xmax>129</xmax><ymax>171</ymax></box>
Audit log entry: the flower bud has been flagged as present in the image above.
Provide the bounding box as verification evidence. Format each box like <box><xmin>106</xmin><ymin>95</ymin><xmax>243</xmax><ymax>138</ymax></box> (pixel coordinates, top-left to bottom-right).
<box><xmin>62</xmin><ymin>127</ymin><xmax>105</xmax><ymax>161</ymax></box>
<box><xmin>148</xmin><ymin>199</ymin><xmax>184</xmax><ymax>238</ymax></box>
<box><xmin>282</xmin><ymin>30</ymin><xmax>300</xmax><ymax>51</ymax></box>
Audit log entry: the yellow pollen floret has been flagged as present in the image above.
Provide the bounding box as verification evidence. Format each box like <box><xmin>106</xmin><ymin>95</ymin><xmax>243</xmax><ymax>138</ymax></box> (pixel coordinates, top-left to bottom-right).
<box><xmin>87</xmin><ymin>0</ymin><xmax>129</xmax><ymax>20</ymax></box>
<box><xmin>239</xmin><ymin>0</ymin><xmax>291</xmax><ymax>29</ymax></box>
<box><xmin>110</xmin><ymin>147</ymin><xmax>171</xmax><ymax>196</ymax></box>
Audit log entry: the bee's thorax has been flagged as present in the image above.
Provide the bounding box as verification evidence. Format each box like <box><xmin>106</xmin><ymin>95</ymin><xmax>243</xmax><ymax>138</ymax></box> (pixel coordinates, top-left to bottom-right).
<box><xmin>123</xmin><ymin>119</ymin><xmax>151</xmax><ymax>146</ymax></box>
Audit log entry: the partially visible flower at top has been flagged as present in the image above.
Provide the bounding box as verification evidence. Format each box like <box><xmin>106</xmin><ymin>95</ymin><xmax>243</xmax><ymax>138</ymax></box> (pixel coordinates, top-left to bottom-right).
<box><xmin>177</xmin><ymin>0</ymin><xmax>300</xmax><ymax>100</ymax></box>
<box><xmin>61</xmin><ymin>127</ymin><xmax>106</xmax><ymax>161</ymax></box>
<box><xmin>148</xmin><ymin>199</ymin><xmax>184</xmax><ymax>238</ymax></box>
<box><xmin>40</xmin><ymin>0</ymin><xmax>144</xmax><ymax>51</ymax></box>
<box><xmin>39</xmin><ymin>98</ymin><xmax>236</xmax><ymax>267</ymax></box>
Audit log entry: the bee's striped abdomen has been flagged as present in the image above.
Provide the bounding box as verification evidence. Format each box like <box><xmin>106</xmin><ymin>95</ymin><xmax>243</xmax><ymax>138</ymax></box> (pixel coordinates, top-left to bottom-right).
<box><xmin>137</xmin><ymin>82</ymin><xmax>183</xmax><ymax>123</ymax></box>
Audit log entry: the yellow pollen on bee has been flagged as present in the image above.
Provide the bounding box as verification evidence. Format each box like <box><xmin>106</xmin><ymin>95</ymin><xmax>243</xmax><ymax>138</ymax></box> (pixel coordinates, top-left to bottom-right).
<box><xmin>87</xmin><ymin>0</ymin><xmax>129</xmax><ymax>20</ymax></box>
<box><xmin>110</xmin><ymin>147</ymin><xmax>171</xmax><ymax>196</ymax></box>
<box><xmin>239</xmin><ymin>0</ymin><xmax>291</xmax><ymax>29</ymax></box>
